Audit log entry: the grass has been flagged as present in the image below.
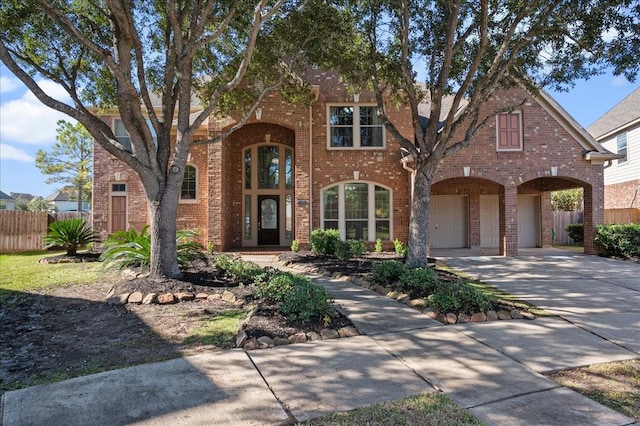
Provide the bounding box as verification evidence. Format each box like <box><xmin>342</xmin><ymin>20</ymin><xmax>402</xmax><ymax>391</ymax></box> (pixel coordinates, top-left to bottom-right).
<box><xmin>547</xmin><ymin>360</ymin><xmax>640</xmax><ymax>422</ymax></box>
<box><xmin>183</xmin><ymin>309</ymin><xmax>247</xmax><ymax>346</ymax></box>
<box><xmin>302</xmin><ymin>392</ymin><xmax>482</xmax><ymax>425</ymax></box>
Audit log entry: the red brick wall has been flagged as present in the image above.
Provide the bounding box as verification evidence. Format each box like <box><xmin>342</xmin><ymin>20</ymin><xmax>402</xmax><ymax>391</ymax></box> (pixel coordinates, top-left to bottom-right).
<box><xmin>604</xmin><ymin>179</ymin><xmax>640</xmax><ymax>209</ymax></box>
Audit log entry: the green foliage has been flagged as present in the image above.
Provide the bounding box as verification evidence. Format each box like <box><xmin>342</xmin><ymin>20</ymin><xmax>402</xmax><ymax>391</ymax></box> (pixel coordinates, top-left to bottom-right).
<box><xmin>595</xmin><ymin>224</ymin><xmax>640</xmax><ymax>258</ymax></box>
<box><xmin>565</xmin><ymin>223</ymin><xmax>584</xmax><ymax>244</ymax></box>
<box><xmin>428</xmin><ymin>280</ymin><xmax>494</xmax><ymax>314</ymax></box>
<box><xmin>28</xmin><ymin>197</ymin><xmax>54</xmax><ymax>212</ymax></box>
<box><xmin>310</xmin><ymin>229</ymin><xmax>341</xmax><ymax>255</ymax></box>
<box><xmin>13</xmin><ymin>199</ymin><xmax>30</xmax><ymax>211</ymax></box>
<box><xmin>291</xmin><ymin>239</ymin><xmax>300</xmax><ymax>253</ymax></box>
<box><xmin>100</xmin><ymin>226</ymin><xmax>204</xmax><ymax>271</ymax></box>
<box><xmin>370</xmin><ymin>260</ymin><xmax>406</xmax><ymax>286</ymax></box>
<box><xmin>43</xmin><ymin>218</ymin><xmax>98</xmax><ymax>256</ymax></box>
<box><xmin>257</xmin><ymin>272</ymin><xmax>333</xmax><ymax>321</ymax></box>
<box><xmin>334</xmin><ymin>239</ymin><xmax>353</xmax><ymax>261</ymax></box>
<box><xmin>398</xmin><ymin>267</ymin><xmax>439</xmax><ymax>294</ymax></box>
<box><xmin>206</xmin><ymin>241</ymin><xmax>217</xmax><ymax>254</ymax></box>
<box><xmin>212</xmin><ymin>255</ymin><xmax>266</xmax><ymax>285</ymax></box>
<box><xmin>374</xmin><ymin>238</ymin><xmax>383</xmax><ymax>253</ymax></box>
<box><xmin>350</xmin><ymin>239</ymin><xmax>367</xmax><ymax>257</ymax></box>
<box><xmin>552</xmin><ymin>189</ymin><xmax>583</xmax><ymax>211</ymax></box>
<box><xmin>393</xmin><ymin>239</ymin><xmax>408</xmax><ymax>257</ymax></box>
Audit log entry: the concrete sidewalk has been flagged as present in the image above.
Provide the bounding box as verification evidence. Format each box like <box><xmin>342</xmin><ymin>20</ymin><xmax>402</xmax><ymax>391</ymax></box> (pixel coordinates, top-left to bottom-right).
<box><xmin>2</xmin><ymin>252</ymin><xmax>639</xmax><ymax>425</ymax></box>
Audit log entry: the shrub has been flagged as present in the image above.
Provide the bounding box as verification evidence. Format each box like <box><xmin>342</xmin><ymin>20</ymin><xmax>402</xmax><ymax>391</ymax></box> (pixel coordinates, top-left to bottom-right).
<box><xmin>427</xmin><ymin>279</ymin><xmax>494</xmax><ymax>314</ymax></box>
<box><xmin>349</xmin><ymin>239</ymin><xmax>367</xmax><ymax>257</ymax></box>
<box><xmin>257</xmin><ymin>272</ymin><xmax>301</xmax><ymax>302</ymax></box>
<box><xmin>257</xmin><ymin>272</ymin><xmax>333</xmax><ymax>321</ymax></box>
<box><xmin>100</xmin><ymin>226</ymin><xmax>204</xmax><ymax>270</ymax></box>
<box><xmin>370</xmin><ymin>260</ymin><xmax>406</xmax><ymax>286</ymax></box>
<box><xmin>565</xmin><ymin>223</ymin><xmax>584</xmax><ymax>244</ymax></box>
<box><xmin>393</xmin><ymin>238</ymin><xmax>408</xmax><ymax>257</ymax></box>
<box><xmin>398</xmin><ymin>267</ymin><xmax>439</xmax><ymax>294</ymax></box>
<box><xmin>43</xmin><ymin>218</ymin><xmax>98</xmax><ymax>256</ymax></box>
<box><xmin>291</xmin><ymin>239</ymin><xmax>300</xmax><ymax>253</ymax></box>
<box><xmin>310</xmin><ymin>229</ymin><xmax>341</xmax><ymax>255</ymax></box>
<box><xmin>335</xmin><ymin>239</ymin><xmax>353</xmax><ymax>261</ymax></box>
<box><xmin>595</xmin><ymin>224</ymin><xmax>640</xmax><ymax>258</ymax></box>
<box><xmin>213</xmin><ymin>255</ymin><xmax>265</xmax><ymax>284</ymax></box>
<box><xmin>374</xmin><ymin>238</ymin><xmax>383</xmax><ymax>253</ymax></box>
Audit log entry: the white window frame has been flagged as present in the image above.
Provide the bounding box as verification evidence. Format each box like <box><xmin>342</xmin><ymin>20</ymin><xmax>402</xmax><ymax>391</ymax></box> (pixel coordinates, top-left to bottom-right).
<box><xmin>320</xmin><ymin>182</ymin><xmax>392</xmax><ymax>241</ymax></box>
<box><xmin>495</xmin><ymin>111</ymin><xmax>523</xmax><ymax>152</ymax></box>
<box><xmin>179</xmin><ymin>164</ymin><xmax>198</xmax><ymax>202</ymax></box>
<box><xmin>112</xmin><ymin>117</ymin><xmax>157</xmax><ymax>151</ymax></box>
<box><xmin>617</xmin><ymin>132</ymin><xmax>628</xmax><ymax>164</ymax></box>
<box><xmin>327</xmin><ymin>104</ymin><xmax>385</xmax><ymax>149</ymax></box>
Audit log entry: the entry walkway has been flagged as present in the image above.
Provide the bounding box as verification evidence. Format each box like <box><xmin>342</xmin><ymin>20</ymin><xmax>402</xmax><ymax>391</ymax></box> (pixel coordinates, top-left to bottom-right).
<box><xmin>1</xmin><ymin>252</ymin><xmax>638</xmax><ymax>425</ymax></box>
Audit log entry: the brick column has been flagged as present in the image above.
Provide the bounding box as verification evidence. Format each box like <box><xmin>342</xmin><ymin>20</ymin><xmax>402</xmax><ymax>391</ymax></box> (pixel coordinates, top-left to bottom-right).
<box><xmin>500</xmin><ymin>185</ymin><xmax>518</xmax><ymax>256</ymax></box>
<box><xmin>541</xmin><ymin>192</ymin><xmax>553</xmax><ymax>247</ymax></box>
<box><xmin>468</xmin><ymin>194</ymin><xmax>480</xmax><ymax>248</ymax></box>
<box><xmin>207</xmin><ymin>140</ymin><xmax>223</xmax><ymax>249</ymax></box>
<box><xmin>583</xmin><ymin>183</ymin><xmax>604</xmax><ymax>255</ymax></box>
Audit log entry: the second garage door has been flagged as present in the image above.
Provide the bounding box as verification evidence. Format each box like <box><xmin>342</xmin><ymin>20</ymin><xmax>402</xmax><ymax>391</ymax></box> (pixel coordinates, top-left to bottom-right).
<box><xmin>429</xmin><ymin>195</ymin><xmax>468</xmax><ymax>248</ymax></box>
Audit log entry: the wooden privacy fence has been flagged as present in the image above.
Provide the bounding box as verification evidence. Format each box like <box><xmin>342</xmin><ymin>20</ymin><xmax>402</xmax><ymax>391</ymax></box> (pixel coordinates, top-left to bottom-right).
<box><xmin>604</xmin><ymin>208</ymin><xmax>640</xmax><ymax>224</ymax></box>
<box><xmin>552</xmin><ymin>210</ymin><xmax>583</xmax><ymax>245</ymax></box>
<box><xmin>0</xmin><ymin>211</ymin><xmax>91</xmax><ymax>253</ymax></box>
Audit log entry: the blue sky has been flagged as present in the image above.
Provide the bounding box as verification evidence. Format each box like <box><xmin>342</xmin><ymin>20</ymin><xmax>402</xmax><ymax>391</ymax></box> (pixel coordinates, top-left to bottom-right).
<box><xmin>0</xmin><ymin>65</ymin><xmax>638</xmax><ymax>198</ymax></box>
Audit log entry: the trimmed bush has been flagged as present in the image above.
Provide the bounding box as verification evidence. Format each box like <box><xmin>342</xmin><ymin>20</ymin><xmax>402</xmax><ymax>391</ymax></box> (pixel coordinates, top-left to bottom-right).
<box><xmin>428</xmin><ymin>279</ymin><xmax>494</xmax><ymax>314</ymax></box>
<box><xmin>258</xmin><ymin>272</ymin><xmax>332</xmax><ymax>321</ymax></box>
<box><xmin>370</xmin><ymin>260</ymin><xmax>406</xmax><ymax>286</ymax></box>
<box><xmin>349</xmin><ymin>239</ymin><xmax>367</xmax><ymax>257</ymax></box>
<box><xmin>291</xmin><ymin>239</ymin><xmax>300</xmax><ymax>253</ymax></box>
<box><xmin>393</xmin><ymin>238</ymin><xmax>408</xmax><ymax>257</ymax></box>
<box><xmin>43</xmin><ymin>218</ymin><xmax>98</xmax><ymax>256</ymax></box>
<box><xmin>334</xmin><ymin>239</ymin><xmax>353</xmax><ymax>261</ymax></box>
<box><xmin>595</xmin><ymin>224</ymin><xmax>640</xmax><ymax>258</ymax></box>
<box><xmin>398</xmin><ymin>267</ymin><xmax>439</xmax><ymax>294</ymax></box>
<box><xmin>565</xmin><ymin>223</ymin><xmax>584</xmax><ymax>244</ymax></box>
<box><xmin>310</xmin><ymin>229</ymin><xmax>341</xmax><ymax>255</ymax></box>
<box><xmin>374</xmin><ymin>238</ymin><xmax>383</xmax><ymax>253</ymax></box>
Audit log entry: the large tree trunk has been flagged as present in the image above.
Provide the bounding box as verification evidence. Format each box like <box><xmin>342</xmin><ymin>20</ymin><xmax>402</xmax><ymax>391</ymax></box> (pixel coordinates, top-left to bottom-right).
<box><xmin>406</xmin><ymin>168</ymin><xmax>433</xmax><ymax>268</ymax></box>
<box><xmin>148</xmin><ymin>184</ymin><xmax>182</xmax><ymax>279</ymax></box>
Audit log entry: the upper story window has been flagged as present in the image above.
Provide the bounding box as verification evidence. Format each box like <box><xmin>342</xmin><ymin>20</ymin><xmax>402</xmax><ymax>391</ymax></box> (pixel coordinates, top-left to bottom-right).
<box><xmin>181</xmin><ymin>165</ymin><xmax>197</xmax><ymax>200</ymax></box>
<box><xmin>617</xmin><ymin>132</ymin><xmax>628</xmax><ymax>164</ymax></box>
<box><xmin>496</xmin><ymin>112</ymin><xmax>523</xmax><ymax>151</ymax></box>
<box><xmin>328</xmin><ymin>105</ymin><xmax>384</xmax><ymax>148</ymax></box>
<box><xmin>113</xmin><ymin>118</ymin><xmax>157</xmax><ymax>152</ymax></box>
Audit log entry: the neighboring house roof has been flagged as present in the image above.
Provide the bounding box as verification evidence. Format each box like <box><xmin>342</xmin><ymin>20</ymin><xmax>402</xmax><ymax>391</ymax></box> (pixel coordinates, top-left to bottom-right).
<box><xmin>9</xmin><ymin>192</ymin><xmax>35</xmax><ymax>202</ymax></box>
<box><xmin>45</xmin><ymin>188</ymin><xmax>87</xmax><ymax>202</ymax></box>
<box><xmin>0</xmin><ymin>190</ymin><xmax>14</xmax><ymax>201</ymax></box>
<box><xmin>588</xmin><ymin>86</ymin><xmax>640</xmax><ymax>139</ymax></box>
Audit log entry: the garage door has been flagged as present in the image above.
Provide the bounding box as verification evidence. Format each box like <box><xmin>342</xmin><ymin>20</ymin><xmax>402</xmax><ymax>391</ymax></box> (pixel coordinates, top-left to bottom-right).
<box><xmin>518</xmin><ymin>195</ymin><xmax>540</xmax><ymax>247</ymax></box>
<box><xmin>429</xmin><ymin>195</ymin><xmax>468</xmax><ymax>248</ymax></box>
<box><xmin>480</xmin><ymin>195</ymin><xmax>499</xmax><ymax>247</ymax></box>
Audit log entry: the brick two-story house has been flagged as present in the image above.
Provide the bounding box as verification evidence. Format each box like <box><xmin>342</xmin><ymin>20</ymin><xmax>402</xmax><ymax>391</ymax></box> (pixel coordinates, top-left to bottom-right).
<box><xmin>92</xmin><ymin>70</ymin><xmax>616</xmax><ymax>256</ymax></box>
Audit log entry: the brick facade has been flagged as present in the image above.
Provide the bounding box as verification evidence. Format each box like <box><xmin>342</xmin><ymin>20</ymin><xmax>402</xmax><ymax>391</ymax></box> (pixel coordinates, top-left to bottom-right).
<box><xmin>604</xmin><ymin>179</ymin><xmax>640</xmax><ymax>209</ymax></box>
<box><xmin>92</xmin><ymin>72</ymin><xmax>609</xmax><ymax>256</ymax></box>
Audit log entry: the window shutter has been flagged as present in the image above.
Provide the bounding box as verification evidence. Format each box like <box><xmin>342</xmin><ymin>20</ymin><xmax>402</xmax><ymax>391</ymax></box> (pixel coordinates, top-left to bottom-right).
<box><xmin>497</xmin><ymin>113</ymin><xmax>521</xmax><ymax>150</ymax></box>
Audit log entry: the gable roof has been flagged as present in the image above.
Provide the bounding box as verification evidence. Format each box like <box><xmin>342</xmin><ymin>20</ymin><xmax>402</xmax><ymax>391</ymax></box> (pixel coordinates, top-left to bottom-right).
<box><xmin>45</xmin><ymin>188</ymin><xmax>87</xmax><ymax>202</ymax></box>
<box><xmin>10</xmin><ymin>192</ymin><xmax>35</xmax><ymax>202</ymax></box>
<box><xmin>587</xmin><ymin>86</ymin><xmax>640</xmax><ymax>140</ymax></box>
<box><xmin>0</xmin><ymin>190</ymin><xmax>14</xmax><ymax>201</ymax></box>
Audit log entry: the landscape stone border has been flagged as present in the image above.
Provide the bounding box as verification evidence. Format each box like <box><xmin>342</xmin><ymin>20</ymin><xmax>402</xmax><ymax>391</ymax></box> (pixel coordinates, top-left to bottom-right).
<box><xmin>278</xmin><ymin>259</ymin><xmax>537</xmax><ymax>325</ymax></box>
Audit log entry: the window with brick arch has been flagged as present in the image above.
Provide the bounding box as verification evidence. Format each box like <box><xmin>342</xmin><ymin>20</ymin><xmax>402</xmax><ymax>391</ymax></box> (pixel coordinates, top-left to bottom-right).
<box><xmin>496</xmin><ymin>112</ymin><xmax>523</xmax><ymax>151</ymax></box>
<box><xmin>321</xmin><ymin>182</ymin><xmax>391</xmax><ymax>241</ymax></box>
<box><xmin>181</xmin><ymin>165</ymin><xmax>197</xmax><ymax>200</ymax></box>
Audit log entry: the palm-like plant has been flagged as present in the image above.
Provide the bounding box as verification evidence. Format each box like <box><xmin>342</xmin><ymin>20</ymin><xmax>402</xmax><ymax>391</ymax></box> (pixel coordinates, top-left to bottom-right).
<box><xmin>43</xmin><ymin>218</ymin><xmax>98</xmax><ymax>256</ymax></box>
<box><xmin>100</xmin><ymin>226</ymin><xmax>204</xmax><ymax>271</ymax></box>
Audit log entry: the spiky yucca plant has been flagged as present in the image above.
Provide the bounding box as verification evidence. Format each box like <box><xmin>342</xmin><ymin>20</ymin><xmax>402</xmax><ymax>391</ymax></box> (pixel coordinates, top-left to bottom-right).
<box><xmin>43</xmin><ymin>218</ymin><xmax>98</xmax><ymax>256</ymax></box>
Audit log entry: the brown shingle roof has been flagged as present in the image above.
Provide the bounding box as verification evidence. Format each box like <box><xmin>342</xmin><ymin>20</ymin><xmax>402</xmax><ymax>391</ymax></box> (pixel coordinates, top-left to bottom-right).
<box><xmin>587</xmin><ymin>86</ymin><xmax>640</xmax><ymax>139</ymax></box>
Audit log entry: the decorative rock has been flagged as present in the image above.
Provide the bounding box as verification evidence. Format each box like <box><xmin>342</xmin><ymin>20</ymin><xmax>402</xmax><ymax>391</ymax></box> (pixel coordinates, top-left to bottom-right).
<box><xmin>142</xmin><ymin>293</ymin><xmax>157</xmax><ymax>305</ymax></box>
<box><xmin>521</xmin><ymin>311</ymin><xmax>536</xmax><ymax>320</ymax></box>
<box><xmin>274</xmin><ymin>337</ymin><xmax>290</xmax><ymax>346</ymax></box>
<box><xmin>289</xmin><ymin>332</ymin><xmax>307</xmax><ymax>344</ymax></box>
<box><xmin>510</xmin><ymin>309</ymin><xmax>523</xmax><ymax>319</ymax></box>
<box><xmin>471</xmin><ymin>312</ymin><xmax>487</xmax><ymax>322</ymax></box>
<box><xmin>337</xmin><ymin>326</ymin><xmax>359</xmax><ymax>337</ymax></box>
<box><xmin>331</xmin><ymin>272</ymin><xmax>341</xmax><ymax>279</ymax></box>
<box><xmin>207</xmin><ymin>294</ymin><xmax>222</xmax><ymax>302</ymax></box>
<box><xmin>233</xmin><ymin>300</ymin><xmax>245</xmax><ymax>308</ymax></box>
<box><xmin>107</xmin><ymin>293</ymin><xmax>130</xmax><ymax>305</ymax></box>
<box><xmin>397</xmin><ymin>294</ymin><xmax>411</xmax><ymax>303</ymax></box>
<box><xmin>236</xmin><ymin>331</ymin><xmax>248</xmax><ymax>347</ymax></box>
<box><xmin>446</xmin><ymin>313</ymin><xmax>458</xmax><ymax>324</ymax></box>
<box><xmin>486</xmin><ymin>310</ymin><xmax>499</xmax><ymax>321</ymax></box>
<box><xmin>457</xmin><ymin>313</ymin><xmax>471</xmax><ymax>323</ymax></box>
<box><xmin>353</xmin><ymin>278</ymin><xmax>362</xmax><ymax>286</ymax></box>
<box><xmin>427</xmin><ymin>309</ymin><xmax>440</xmax><ymax>320</ymax></box>
<box><xmin>375</xmin><ymin>286</ymin><xmax>387</xmax><ymax>295</ymax></box>
<box><xmin>196</xmin><ymin>293</ymin><xmax>209</xmax><ymax>300</ymax></box>
<box><xmin>320</xmin><ymin>328</ymin><xmax>339</xmax><ymax>340</ymax></box>
<box><xmin>175</xmin><ymin>292</ymin><xmax>195</xmax><ymax>301</ymax></box>
<box><xmin>497</xmin><ymin>309</ymin><xmax>511</xmax><ymax>320</ymax></box>
<box><xmin>436</xmin><ymin>313</ymin><xmax>447</xmax><ymax>324</ymax></box>
<box><xmin>317</xmin><ymin>268</ymin><xmax>328</xmax><ymax>275</ymax></box>
<box><xmin>221</xmin><ymin>290</ymin><xmax>236</xmax><ymax>303</ymax></box>
<box><xmin>243</xmin><ymin>338</ymin><xmax>259</xmax><ymax>351</ymax></box>
<box><xmin>306</xmin><ymin>332</ymin><xmax>321</xmax><ymax>342</ymax></box>
<box><xmin>157</xmin><ymin>293</ymin><xmax>176</xmax><ymax>304</ymax></box>
<box><xmin>407</xmin><ymin>299</ymin><xmax>427</xmax><ymax>309</ymax></box>
<box><xmin>127</xmin><ymin>292</ymin><xmax>143</xmax><ymax>304</ymax></box>
<box><xmin>387</xmin><ymin>290</ymin><xmax>401</xmax><ymax>299</ymax></box>
<box><xmin>257</xmin><ymin>336</ymin><xmax>274</xmax><ymax>348</ymax></box>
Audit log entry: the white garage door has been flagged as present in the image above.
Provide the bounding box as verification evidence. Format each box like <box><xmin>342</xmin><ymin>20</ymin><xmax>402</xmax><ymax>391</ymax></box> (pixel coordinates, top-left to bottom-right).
<box><xmin>518</xmin><ymin>195</ymin><xmax>540</xmax><ymax>247</ymax></box>
<box><xmin>480</xmin><ymin>195</ymin><xmax>499</xmax><ymax>248</ymax></box>
<box><xmin>429</xmin><ymin>195</ymin><xmax>468</xmax><ymax>248</ymax></box>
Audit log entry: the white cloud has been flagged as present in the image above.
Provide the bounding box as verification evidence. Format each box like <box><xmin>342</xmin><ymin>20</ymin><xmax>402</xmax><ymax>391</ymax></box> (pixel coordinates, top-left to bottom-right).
<box><xmin>0</xmin><ymin>79</ymin><xmax>74</xmax><ymax>145</ymax></box>
<box><xmin>0</xmin><ymin>144</ymin><xmax>35</xmax><ymax>162</ymax></box>
<box><xmin>0</xmin><ymin>76</ymin><xmax>20</xmax><ymax>94</ymax></box>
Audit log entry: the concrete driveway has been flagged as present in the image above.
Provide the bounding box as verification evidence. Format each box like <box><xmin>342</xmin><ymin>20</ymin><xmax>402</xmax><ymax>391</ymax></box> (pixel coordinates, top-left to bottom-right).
<box><xmin>434</xmin><ymin>248</ymin><xmax>640</xmax><ymax>358</ymax></box>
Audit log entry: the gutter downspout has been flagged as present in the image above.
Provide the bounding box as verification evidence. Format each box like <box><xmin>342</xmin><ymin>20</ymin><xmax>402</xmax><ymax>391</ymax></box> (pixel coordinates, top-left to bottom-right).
<box><xmin>309</xmin><ymin>103</ymin><xmax>313</xmax><ymax>239</ymax></box>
